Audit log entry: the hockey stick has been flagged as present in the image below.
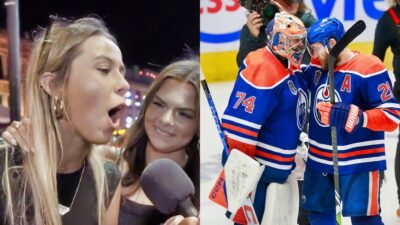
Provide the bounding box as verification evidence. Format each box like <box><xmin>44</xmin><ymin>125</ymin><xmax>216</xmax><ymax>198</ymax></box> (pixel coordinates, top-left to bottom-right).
<box><xmin>200</xmin><ymin>72</ymin><xmax>229</xmax><ymax>157</ymax></box>
<box><xmin>327</xmin><ymin>20</ymin><xmax>366</xmax><ymax>225</ymax></box>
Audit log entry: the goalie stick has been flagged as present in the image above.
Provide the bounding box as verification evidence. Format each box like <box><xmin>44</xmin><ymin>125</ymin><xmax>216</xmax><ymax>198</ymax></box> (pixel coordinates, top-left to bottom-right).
<box><xmin>200</xmin><ymin>71</ymin><xmax>262</xmax><ymax>225</ymax></box>
<box><xmin>327</xmin><ymin>20</ymin><xmax>366</xmax><ymax>225</ymax></box>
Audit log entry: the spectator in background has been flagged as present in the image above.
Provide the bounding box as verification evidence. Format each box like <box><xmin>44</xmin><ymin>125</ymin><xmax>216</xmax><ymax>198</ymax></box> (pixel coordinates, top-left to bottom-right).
<box><xmin>372</xmin><ymin>0</ymin><xmax>400</xmax><ymax>217</ymax></box>
<box><xmin>236</xmin><ymin>0</ymin><xmax>316</xmax><ymax>67</ymax></box>
<box><xmin>105</xmin><ymin>59</ymin><xmax>200</xmax><ymax>225</ymax></box>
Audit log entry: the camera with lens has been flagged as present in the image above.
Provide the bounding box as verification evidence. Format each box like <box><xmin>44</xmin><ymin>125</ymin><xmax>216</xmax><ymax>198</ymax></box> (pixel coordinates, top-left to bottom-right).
<box><xmin>239</xmin><ymin>0</ymin><xmax>280</xmax><ymax>23</ymax></box>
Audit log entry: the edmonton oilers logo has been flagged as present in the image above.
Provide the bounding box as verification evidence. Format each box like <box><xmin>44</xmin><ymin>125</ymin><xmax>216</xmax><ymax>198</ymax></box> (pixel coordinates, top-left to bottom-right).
<box><xmin>313</xmin><ymin>84</ymin><xmax>342</xmax><ymax>127</ymax></box>
<box><xmin>297</xmin><ymin>89</ymin><xmax>308</xmax><ymax>130</ymax></box>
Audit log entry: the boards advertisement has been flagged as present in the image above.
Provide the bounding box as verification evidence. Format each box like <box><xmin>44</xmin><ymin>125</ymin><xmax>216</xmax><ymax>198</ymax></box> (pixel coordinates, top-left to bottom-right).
<box><xmin>200</xmin><ymin>0</ymin><xmax>392</xmax><ymax>81</ymax></box>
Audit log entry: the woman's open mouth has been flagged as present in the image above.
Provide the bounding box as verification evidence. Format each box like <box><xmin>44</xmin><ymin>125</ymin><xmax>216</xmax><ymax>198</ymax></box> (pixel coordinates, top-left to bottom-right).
<box><xmin>108</xmin><ymin>104</ymin><xmax>126</xmax><ymax>129</ymax></box>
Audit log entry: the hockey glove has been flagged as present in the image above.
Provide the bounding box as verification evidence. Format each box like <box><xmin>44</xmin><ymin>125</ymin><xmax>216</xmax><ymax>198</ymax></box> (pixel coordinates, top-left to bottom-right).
<box><xmin>317</xmin><ymin>102</ymin><xmax>364</xmax><ymax>133</ymax></box>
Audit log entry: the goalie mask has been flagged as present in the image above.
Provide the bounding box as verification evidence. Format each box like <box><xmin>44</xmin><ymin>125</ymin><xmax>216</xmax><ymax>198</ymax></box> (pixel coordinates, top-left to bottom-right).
<box><xmin>268</xmin><ymin>12</ymin><xmax>307</xmax><ymax>67</ymax></box>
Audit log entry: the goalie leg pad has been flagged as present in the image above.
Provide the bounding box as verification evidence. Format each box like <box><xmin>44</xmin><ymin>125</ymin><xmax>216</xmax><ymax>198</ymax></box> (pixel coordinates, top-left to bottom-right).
<box><xmin>261</xmin><ymin>173</ymin><xmax>299</xmax><ymax>225</ymax></box>
<box><xmin>224</xmin><ymin>149</ymin><xmax>264</xmax><ymax>214</ymax></box>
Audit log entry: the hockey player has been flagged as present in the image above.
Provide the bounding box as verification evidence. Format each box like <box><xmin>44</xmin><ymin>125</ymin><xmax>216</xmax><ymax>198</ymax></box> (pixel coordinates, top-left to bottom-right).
<box><xmin>301</xmin><ymin>17</ymin><xmax>400</xmax><ymax>225</ymax></box>
<box><xmin>221</xmin><ymin>12</ymin><xmax>308</xmax><ymax>224</ymax></box>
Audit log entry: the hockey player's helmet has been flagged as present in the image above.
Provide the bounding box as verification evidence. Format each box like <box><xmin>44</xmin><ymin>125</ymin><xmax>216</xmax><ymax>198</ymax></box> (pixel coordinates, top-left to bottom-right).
<box><xmin>307</xmin><ymin>17</ymin><xmax>344</xmax><ymax>46</ymax></box>
<box><xmin>268</xmin><ymin>12</ymin><xmax>307</xmax><ymax>67</ymax></box>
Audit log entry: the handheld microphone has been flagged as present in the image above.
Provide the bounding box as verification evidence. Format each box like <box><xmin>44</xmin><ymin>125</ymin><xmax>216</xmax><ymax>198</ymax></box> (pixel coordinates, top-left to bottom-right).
<box><xmin>140</xmin><ymin>158</ymin><xmax>198</xmax><ymax>217</ymax></box>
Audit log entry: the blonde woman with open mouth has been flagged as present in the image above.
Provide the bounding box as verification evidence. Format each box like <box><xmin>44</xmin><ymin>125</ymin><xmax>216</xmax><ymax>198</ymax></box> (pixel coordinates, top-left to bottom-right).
<box><xmin>0</xmin><ymin>15</ymin><xmax>129</xmax><ymax>225</ymax></box>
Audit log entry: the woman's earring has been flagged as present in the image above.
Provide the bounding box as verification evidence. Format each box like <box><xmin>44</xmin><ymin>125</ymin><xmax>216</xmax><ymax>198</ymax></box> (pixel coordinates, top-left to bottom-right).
<box><xmin>53</xmin><ymin>96</ymin><xmax>64</xmax><ymax>119</ymax></box>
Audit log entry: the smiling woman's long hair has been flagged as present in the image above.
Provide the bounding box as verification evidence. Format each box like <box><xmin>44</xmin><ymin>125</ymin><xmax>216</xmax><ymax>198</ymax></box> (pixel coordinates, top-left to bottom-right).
<box><xmin>2</xmin><ymin>17</ymin><xmax>115</xmax><ymax>225</ymax></box>
<box><xmin>121</xmin><ymin>58</ymin><xmax>200</xmax><ymax>208</ymax></box>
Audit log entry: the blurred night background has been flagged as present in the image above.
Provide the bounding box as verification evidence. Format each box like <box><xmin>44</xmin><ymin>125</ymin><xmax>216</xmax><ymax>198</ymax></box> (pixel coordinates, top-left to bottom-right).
<box><xmin>0</xmin><ymin>0</ymin><xmax>200</xmax><ymax>133</ymax></box>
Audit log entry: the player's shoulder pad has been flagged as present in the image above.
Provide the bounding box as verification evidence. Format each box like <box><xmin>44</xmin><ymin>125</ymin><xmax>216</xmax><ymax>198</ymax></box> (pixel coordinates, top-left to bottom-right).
<box><xmin>241</xmin><ymin>47</ymin><xmax>290</xmax><ymax>89</ymax></box>
<box><xmin>337</xmin><ymin>53</ymin><xmax>386</xmax><ymax>77</ymax></box>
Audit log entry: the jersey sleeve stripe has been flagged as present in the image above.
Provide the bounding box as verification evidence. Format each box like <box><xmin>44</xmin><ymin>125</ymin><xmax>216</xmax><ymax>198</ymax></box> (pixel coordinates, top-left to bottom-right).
<box><xmin>256</xmin><ymin>142</ymin><xmax>297</xmax><ymax>155</ymax></box>
<box><xmin>225</xmin><ymin>131</ymin><xmax>257</xmax><ymax>145</ymax></box>
<box><xmin>310</xmin><ymin>147</ymin><xmax>385</xmax><ymax>159</ymax></box>
<box><xmin>308</xmin><ymin>139</ymin><xmax>385</xmax><ymax>151</ymax></box>
<box><xmin>382</xmin><ymin>110</ymin><xmax>400</xmax><ymax>124</ymax></box>
<box><xmin>254</xmin><ymin>158</ymin><xmax>293</xmax><ymax>170</ymax></box>
<box><xmin>254</xmin><ymin>151</ymin><xmax>295</xmax><ymax>163</ymax></box>
<box><xmin>377</xmin><ymin>103</ymin><xmax>400</xmax><ymax>109</ymax></box>
<box><xmin>383</xmin><ymin>108</ymin><xmax>400</xmax><ymax>116</ymax></box>
<box><xmin>225</xmin><ymin>136</ymin><xmax>257</xmax><ymax>157</ymax></box>
<box><xmin>308</xmin><ymin>154</ymin><xmax>386</xmax><ymax>166</ymax></box>
<box><xmin>222</xmin><ymin>122</ymin><xmax>258</xmax><ymax>138</ymax></box>
<box><xmin>382</xmin><ymin>108</ymin><xmax>400</xmax><ymax>119</ymax></box>
<box><xmin>222</xmin><ymin>114</ymin><xmax>262</xmax><ymax>129</ymax></box>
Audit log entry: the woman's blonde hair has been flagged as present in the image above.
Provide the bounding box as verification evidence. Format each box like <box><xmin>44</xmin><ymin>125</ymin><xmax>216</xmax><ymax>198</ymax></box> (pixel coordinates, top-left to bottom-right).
<box><xmin>3</xmin><ymin>16</ymin><xmax>115</xmax><ymax>225</ymax></box>
<box><xmin>121</xmin><ymin>58</ymin><xmax>200</xmax><ymax>208</ymax></box>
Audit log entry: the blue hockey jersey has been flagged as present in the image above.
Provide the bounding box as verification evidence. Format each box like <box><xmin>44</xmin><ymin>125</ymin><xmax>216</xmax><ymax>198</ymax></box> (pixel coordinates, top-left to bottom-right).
<box><xmin>222</xmin><ymin>47</ymin><xmax>308</xmax><ymax>180</ymax></box>
<box><xmin>301</xmin><ymin>53</ymin><xmax>400</xmax><ymax>175</ymax></box>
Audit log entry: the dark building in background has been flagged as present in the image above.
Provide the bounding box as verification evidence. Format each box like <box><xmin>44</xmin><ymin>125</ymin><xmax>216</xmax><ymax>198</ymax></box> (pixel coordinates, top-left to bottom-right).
<box><xmin>0</xmin><ymin>0</ymin><xmax>199</xmax><ymax>132</ymax></box>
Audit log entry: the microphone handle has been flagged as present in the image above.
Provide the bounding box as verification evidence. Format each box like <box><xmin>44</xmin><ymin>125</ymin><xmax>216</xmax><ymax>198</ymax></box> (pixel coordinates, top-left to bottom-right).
<box><xmin>178</xmin><ymin>197</ymin><xmax>198</xmax><ymax>217</ymax></box>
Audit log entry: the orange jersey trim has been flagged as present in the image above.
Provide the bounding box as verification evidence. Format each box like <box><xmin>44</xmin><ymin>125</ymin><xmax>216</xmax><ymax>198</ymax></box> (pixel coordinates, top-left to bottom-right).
<box><xmin>369</xmin><ymin>171</ymin><xmax>379</xmax><ymax>216</ymax></box>
<box><xmin>385</xmin><ymin>108</ymin><xmax>400</xmax><ymax>117</ymax></box>
<box><xmin>255</xmin><ymin>150</ymin><xmax>295</xmax><ymax>163</ymax></box>
<box><xmin>222</xmin><ymin>122</ymin><xmax>258</xmax><ymax>138</ymax></box>
<box><xmin>242</xmin><ymin>48</ymin><xmax>290</xmax><ymax>88</ymax></box>
<box><xmin>365</xmin><ymin>109</ymin><xmax>399</xmax><ymax>131</ymax></box>
<box><xmin>226</xmin><ymin>137</ymin><xmax>256</xmax><ymax>158</ymax></box>
<box><xmin>309</xmin><ymin>147</ymin><xmax>384</xmax><ymax>159</ymax></box>
<box><xmin>335</xmin><ymin>53</ymin><xmax>386</xmax><ymax>76</ymax></box>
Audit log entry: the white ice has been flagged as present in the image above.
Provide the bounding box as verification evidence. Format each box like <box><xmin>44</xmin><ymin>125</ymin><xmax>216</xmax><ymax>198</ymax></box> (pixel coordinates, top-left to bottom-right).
<box><xmin>200</xmin><ymin>81</ymin><xmax>400</xmax><ymax>225</ymax></box>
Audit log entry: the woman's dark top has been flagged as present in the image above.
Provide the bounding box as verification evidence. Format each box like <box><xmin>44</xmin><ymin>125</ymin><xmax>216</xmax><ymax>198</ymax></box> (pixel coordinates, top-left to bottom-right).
<box><xmin>0</xmin><ymin>146</ymin><xmax>120</xmax><ymax>225</ymax></box>
<box><xmin>57</xmin><ymin>164</ymin><xmax>84</xmax><ymax>207</ymax></box>
<box><xmin>118</xmin><ymin>160</ymin><xmax>199</xmax><ymax>225</ymax></box>
<box><xmin>373</xmin><ymin>4</ymin><xmax>400</xmax><ymax>99</ymax></box>
<box><xmin>118</xmin><ymin>197</ymin><xmax>167</xmax><ymax>225</ymax></box>
<box><xmin>61</xmin><ymin>160</ymin><xmax>120</xmax><ymax>225</ymax></box>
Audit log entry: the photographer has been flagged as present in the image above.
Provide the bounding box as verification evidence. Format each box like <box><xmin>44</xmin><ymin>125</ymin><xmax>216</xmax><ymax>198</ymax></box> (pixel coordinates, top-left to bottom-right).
<box><xmin>236</xmin><ymin>0</ymin><xmax>316</xmax><ymax>67</ymax></box>
<box><xmin>372</xmin><ymin>0</ymin><xmax>400</xmax><ymax>217</ymax></box>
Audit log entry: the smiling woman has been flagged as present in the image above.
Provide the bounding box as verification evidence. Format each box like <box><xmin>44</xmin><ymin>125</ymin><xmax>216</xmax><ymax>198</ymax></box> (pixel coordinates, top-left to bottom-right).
<box><xmin>0</xmin><ymin>16</ymin><xmax>128</xmax><ymax>225</ymax></box>
<box><xmin>104</xmin><ymin>59</ymin><xmax>200</xmax><ymax>225</ymax></box>
<box><xmin>144</xmin><ymin>79</ymin><xmax>198</xmax><ymax>155</ymax></box>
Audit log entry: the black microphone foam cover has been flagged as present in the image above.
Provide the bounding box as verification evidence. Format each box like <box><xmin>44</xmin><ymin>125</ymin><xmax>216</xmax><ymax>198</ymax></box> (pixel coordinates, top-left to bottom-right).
<box><xmin>140</xmin><ymin>158</ymin><xmax>195</xmax><ymax>215</ymax></box>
